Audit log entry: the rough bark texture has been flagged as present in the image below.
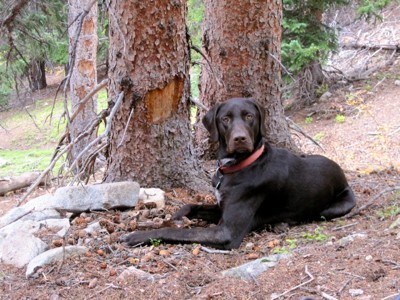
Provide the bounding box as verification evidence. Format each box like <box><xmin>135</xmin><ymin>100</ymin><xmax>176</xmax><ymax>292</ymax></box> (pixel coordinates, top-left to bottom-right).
<box><xmin>198</xmin><ymin>0</ymin><xmax>296</xmax><ymax>157</ymax></box>
<box><xmin>105</xmin><ymin>0</ymin><xmax>207</xmax><ymax>191</ymax></box>
<box><xmin>28</xmin><ymin>59</ymin><xmax>47</xmax><ymax>91</ymax></box>
<box><xmin>67</xmin><ymin>0</ymin><xmax>98</xmax><ymax>174</ymax></box>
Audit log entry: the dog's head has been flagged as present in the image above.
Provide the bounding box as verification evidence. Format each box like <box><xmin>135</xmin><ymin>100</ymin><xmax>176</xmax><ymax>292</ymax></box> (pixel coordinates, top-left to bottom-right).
<box><xmin>202</xmin><ymin>98</ymin><xmax>266</xmax><ymax>156</ymax></box>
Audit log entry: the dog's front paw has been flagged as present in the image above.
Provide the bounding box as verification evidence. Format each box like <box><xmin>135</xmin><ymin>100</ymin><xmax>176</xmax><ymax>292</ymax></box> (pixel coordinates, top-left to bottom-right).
<box><xmin>121</xmin><ymin>232</ymin><xmax>153</xmax><ymax>246</ymax></box>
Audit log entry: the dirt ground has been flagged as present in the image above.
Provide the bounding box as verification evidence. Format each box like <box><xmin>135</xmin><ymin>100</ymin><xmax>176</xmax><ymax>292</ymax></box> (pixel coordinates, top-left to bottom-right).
<box><xmin>1</xmin><ymin>63</ymin><xmax>400</xmax><ymax>300</ymax></box>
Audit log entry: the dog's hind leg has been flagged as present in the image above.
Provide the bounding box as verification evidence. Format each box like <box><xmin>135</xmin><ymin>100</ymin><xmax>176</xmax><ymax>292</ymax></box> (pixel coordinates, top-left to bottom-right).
<box><xmin>320</xmin><ymin>187</ymin><xmax>356</xmax><ymax>219</ymax></box>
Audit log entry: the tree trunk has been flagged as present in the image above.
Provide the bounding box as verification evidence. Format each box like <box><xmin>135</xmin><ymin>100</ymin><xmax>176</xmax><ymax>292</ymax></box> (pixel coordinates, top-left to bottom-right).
<box><xmin>67</xmin><ymin>0</ymin><xmax>98</xmax><ymax>176</ymax></box>
<box><xmin>105</xmin><ymin>0</ymin><xmax>207</xmax><ymax>191</ymax></box>
<box><xmin>197</xmin><ymin>0</ymin><xmax>296</xmax><ymax>157</ymax></box>
<box><xmin>28</xmin><ymin>59</ymin><xmax>47</xmax><ymax>91</ymax></box>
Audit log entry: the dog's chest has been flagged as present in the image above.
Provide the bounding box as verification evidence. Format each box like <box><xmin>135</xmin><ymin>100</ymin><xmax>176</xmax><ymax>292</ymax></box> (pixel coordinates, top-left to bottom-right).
<box><xmin>214</xmin><ymin>189</ymin><xmax>222</xmax><ymax>206</ymax></box>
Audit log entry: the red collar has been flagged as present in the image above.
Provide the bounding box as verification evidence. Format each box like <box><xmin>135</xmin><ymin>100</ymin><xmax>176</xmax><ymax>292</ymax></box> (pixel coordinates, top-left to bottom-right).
<box><xmin>218</xmin><ymin>144</ymin><xmax>265</xmax><ymax>174</ymax></box>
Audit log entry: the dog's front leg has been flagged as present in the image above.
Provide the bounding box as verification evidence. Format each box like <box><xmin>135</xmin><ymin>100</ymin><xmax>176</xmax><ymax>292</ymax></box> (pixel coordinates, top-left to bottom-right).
<box><xmin>122</xmin><ymin>226</ymin><xmax>233</xmax><ymax>249</ymax></box>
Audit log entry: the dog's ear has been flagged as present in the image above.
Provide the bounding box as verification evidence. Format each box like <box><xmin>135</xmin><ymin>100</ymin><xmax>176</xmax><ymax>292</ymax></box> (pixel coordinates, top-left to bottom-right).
<box><xmin>202</xmin><ymin>103</ymin><xmax>221</xmax><ymax>142</ymax></box>
<box><xmin>252</xmin><ymin>100</ymin><xmax>266</xmax><ymax>137</ymax></box>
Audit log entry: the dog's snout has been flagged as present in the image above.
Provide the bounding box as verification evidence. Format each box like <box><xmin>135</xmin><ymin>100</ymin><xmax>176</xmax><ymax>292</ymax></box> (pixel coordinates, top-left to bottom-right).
<box><xmin>233</xmin><ymin>134</ymin><xmax>247</xmax><ymax>143</ymax></box>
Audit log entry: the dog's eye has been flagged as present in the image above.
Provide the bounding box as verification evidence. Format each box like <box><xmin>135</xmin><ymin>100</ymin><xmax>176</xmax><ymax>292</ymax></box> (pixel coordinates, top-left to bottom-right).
<box><xmin>221</xmin><ymin>116</ymin><xmax>230</xmax><ymax>124</ymax></box>
<box><xmin>245</xmin><ymin>114</ymin><xmax>254</xmax><ymax>121</ymax></box>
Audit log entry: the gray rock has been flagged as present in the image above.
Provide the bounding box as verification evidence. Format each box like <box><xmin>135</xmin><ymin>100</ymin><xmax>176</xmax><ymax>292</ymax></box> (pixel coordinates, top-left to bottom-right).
<box><xmin>0</xmin><ymin>218</ymin><xmax>70</xmax><ymax>267</ymax></box>
<box><xmin>117</xmin><ymin>266</ymin><xmax>155</xmax><ymax>283</ymax></box>
<box><xmin>84</xmin><ymin>221</ymin><xmax>101</xmax><ymax>234</ymax></box>
<box><xmin>319</xmin><ymin>91</ymin><xmax>333</xmax><ymax>102</ymax></box>
<box><xmin>26</xmin><ymin>246</ymin><xmax>88</xmax><ymax>277</ymax></box>
<box><xmin>0</xmin><ymin>206</ymin><xmax>33</xmax><ymax>229</ymax></box>
<box><xmin>52</xmin><ymin>181</ymin><xmax>140</xmax><ymax>212</ymax></box>
<box><xmin>0</xmin><ymin>232</ymin><xmax>48</xmax><ymax>268</ymax></box>
<box><xmin>221</xmin><ymin>254</ymin><xmax>288</xmax><ymax>280</ymax></box>
<box><xmin>337</xmin><ymin>233</ymin><xmax>367</xmax><ymax>247</ymax></box>
<box><xmin>349</xmin><ymin>288</ymin><xmax>364</xmax><ymax>297</ymax></box>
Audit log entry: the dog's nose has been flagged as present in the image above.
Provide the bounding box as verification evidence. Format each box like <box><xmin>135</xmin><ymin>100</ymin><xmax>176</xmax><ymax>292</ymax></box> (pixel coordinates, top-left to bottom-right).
<box><xmin>233</xmin><ymin>135</ymin><xmax>247</xmax><ymax>143</ymax></box>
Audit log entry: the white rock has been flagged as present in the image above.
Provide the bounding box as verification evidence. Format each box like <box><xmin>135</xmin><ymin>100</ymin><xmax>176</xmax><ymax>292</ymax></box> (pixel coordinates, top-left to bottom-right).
<box><xmin>337</xmin><ymin>233</ymin><xmax>367</xmax><ymax>247</ymax></box>
<box><xmin>139</xmin><ymin>188</ymin><xmax>165</xmax><ymax>208</ymax></box>
<box><xmin>52</xmin><ymin>181</ymin><xmax>140</xmax><ymax>212</ymax></box>
<box><xmin>221</xmin><ymin>254</ymin><xmax>288</xmax><ymax>280</ymax></box>
<box><xmin>349</xmin><ymin>289</ymin><xmax>364</xmax><ymax>297</ymax></box>
<box><xmin>0</xmin><ymin>231</ymin><xmax>48</xmax><ymax>268</ymax></box>
<box><xmin>394</xmin><ymin>80</ymin><xmax>400</xmax><ymax>86</ymax></box>
<box><xmin>26</xmin><ymin>246</ymin><xmax>88</xmax><ymax>277</ymax></box>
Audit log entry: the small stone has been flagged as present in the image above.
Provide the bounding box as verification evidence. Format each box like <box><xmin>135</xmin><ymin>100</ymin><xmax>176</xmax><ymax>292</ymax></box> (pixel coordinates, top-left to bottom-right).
<box><xmin>394</xmin><ymin>80</ymin><xmax>400</xmax><ymax>86</ymax></box>
<box><xmin>349</xmin><ymin>289</ymin><xmax>364</xmax><ymax>297</ymax></box>
<box><xmin>365</xmin><ymin>255</ymin><xmax>373</xmax><ymax>261</ymax></box>
<box><xmin>88</xmin><ymin>278</ymin><xmax>98</xmax><ymax>289</ymax></box>
<box><xmin>78</xmin><ymin>230</ymin><xmax>87</xmax><ymax>239</ymax></box>
<box><xmin>245</xmin><ymin>242</ymin><xmax>254</xmax><ymax>250</ymax></box>
<box><xmin>109</xmin><ymin>268</ymin><xmax>117</xmax><ymax>276</ymax></box>
<box><xmin>97</xmin><ymin>249</ymin><xmax>105</xmax><ymax>256</ymax></box>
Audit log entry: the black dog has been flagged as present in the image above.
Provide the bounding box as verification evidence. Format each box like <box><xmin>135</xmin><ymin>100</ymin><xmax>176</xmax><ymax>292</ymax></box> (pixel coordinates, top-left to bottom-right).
<box><xmin>123</xmin><ymin>98</ymin><xmax>356</xmax><ymax>249</ymax></box>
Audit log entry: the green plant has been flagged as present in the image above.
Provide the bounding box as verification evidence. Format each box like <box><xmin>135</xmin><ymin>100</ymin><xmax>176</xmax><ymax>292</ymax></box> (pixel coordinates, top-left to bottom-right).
<box><xmin>273</xmin><ymin>238</ymin><xmax>297</xmax><ymax>254</ymax></box>
<box><xmin>335</xmin><ymin>114</ymin><xmax>346</xmax><ymax>123</ymax></box>
<box><xmin>316</xmin><ymin>83</ymin><xmax>329</xmax><ymax>98</ymax></box>
<box><xmin>150</xmin><ymin>238</ymin><xmax>162</xmax><ymax>247</ymax></box>
<box><xmin>302</xmin><ymin>227</ymin><xmax>328</xmax><ymax>242</ymax></box>
<box><xmin>305</xmin><ymin>116</ymin><xmax>313</xmax><ymax>124</ymax></box>
<box><xmin>313</xmin><ymin>132</ymin><xmax>325</xmax><ymax>142</ymax></box>
<box><xmin>376</xmin><ymin>203</ymin><xmax>400</xmax><ymax>220</ymax></box>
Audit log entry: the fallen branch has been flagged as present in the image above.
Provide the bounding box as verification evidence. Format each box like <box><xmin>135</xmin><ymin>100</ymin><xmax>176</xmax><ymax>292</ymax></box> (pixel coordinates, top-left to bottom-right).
<box><xmin>286</xmin><ymin>117</ymin><xmax>325</xmax><ymax>152</ymax></box>
<box><xmin>344</xmin><ymin>186</ymin><xmax>400</xmax><ymax>218</ymax></box>
<box><xmin>0</xmin><ymin>172</ymin><xmax>48</xmax><ymax>196</ymax></box>
<box><xmin>191</xmin><ymin>45</ymin><xmax>224</xmax><ymax>88</ymax></box>
<box><xmin>271</xmin><ymin>265</ymin><xmax>314</xmax><ymax>300</ymax></box>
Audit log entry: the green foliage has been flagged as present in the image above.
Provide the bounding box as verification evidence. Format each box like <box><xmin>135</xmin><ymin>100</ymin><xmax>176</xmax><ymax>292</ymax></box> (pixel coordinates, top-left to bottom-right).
<box><xmin>302</xmin><ymin>227</ymin><xmax>329</xmax><ymax>242</ymax></box>
<box><xmin>376</xmin><ymin>202</ymin><xmax>400</xmax><ymax>220</ymax></box>
<box><xmin>305</xmin><ymin>116</ymin><xmax>313</xmax><ymax>124</ymax></box>
<box><xmin>335</xmin><ymin>114</ymin><xmax>346</xmax><ymax>123</ymax></box>
<box><xmin>357</xmin><ymin>0</ymin><xmax>393</xmax><ymax>20</ymax></box>
<box><xmin>150</xmin><ymin>238</ymin><xmax>162</xmax><ymax>247</ymax></box>
<box><xmin>282</xmin><ymin>0</ymin><xmax>349</xmax><ymax>74</ymax></box>
<box><xmin>273</xmin><ymin>238</ymin><xmax>297</xmax><ymax>254</ymax></box>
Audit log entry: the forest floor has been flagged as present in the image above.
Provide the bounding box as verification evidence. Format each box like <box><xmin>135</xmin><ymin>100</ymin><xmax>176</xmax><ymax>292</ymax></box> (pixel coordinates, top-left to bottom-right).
<box><xmin>1</xmin><ymin>36</ymin><xmax>400</xmax><ymax>300</ymax></box>
<box><xmin>1</xmin><ymin>60</ymin><xmax>399</xmax><ymax>300</ymax></box>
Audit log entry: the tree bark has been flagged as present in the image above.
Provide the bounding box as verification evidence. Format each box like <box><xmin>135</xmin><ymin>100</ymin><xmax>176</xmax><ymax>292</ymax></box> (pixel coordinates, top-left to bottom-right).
<box><xmin>67</xmin><ymin>0</ymin><xmax>98</xmax><ymax>176</ymax></box>
<box><xmin>28</xmin><ymin>59</ymin><xmax>47</xmax><ymax>91</ymax></box>
<box><xmin>105</xmin><ymin>0</ymin><xmax>207</xmax><ymax>191</ymax></box>
<box><xmin>197</xmin><ymin>0</ymin><xmax>296</xmax><ymax>157</ymax></box>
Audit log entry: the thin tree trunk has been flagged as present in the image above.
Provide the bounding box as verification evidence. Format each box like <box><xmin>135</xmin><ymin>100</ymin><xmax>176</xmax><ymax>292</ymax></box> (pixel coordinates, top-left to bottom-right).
<box><xmin>197</xmin><ymin>0</ymin><xmax>296</xmax><ymax>157</ymax></box>
<box><xmin>105</xmin><ymin>0</ymin><xmax>207</xmax><ymax>191</ymax></box>
<box><xmin>67</xmin><ymin>0</ymin><xmax>98</xmax><ymax>176</ymax></box>
<box><xmin>28</xmin><ymin>59</ymin><xmax>47</xmax><ymax>91</ymax></box>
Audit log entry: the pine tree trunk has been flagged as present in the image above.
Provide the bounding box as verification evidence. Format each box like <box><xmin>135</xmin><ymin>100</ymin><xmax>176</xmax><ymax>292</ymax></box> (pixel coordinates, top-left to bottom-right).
<box><xmin>105</xmin><ymin>0</ymin><xmax>207</xmax><ymax>191</ymax></box>
<box><xmin>197</xmin><ymin>0</ymin><xmax>296</xmax><ymax>157</ymax></box>
<box><xmin>67</xmin><ymin>0</ymin><xmax>98</xmax><ymax>176</ymax></box>
<box><xmin>28</xmin><ymin>59</ymin><xmax>47</xmax><ymax>91</ymax></box>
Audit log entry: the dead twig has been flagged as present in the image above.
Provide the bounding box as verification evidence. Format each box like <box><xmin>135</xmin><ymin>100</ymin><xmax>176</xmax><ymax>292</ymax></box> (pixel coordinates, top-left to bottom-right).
<box><xmin>286</xmin><ymin>117</ymin><xmax>325</xmax><ymax>152</ymax></box>
<box><xmin>200</xmin><ymin>246</ymin><xmax>232</xmax><ymax>255</ymax></box>
<box><xmin>191</xmin><ymin>45</ymin><xmax>224</xmax><ymax>88</ymax></box>
<box><xmin>344</xmin><ymin>186</ymin><xmax>400</xmax><ymax>218</ymax></box>
<box><xmin>332</xmin><ymin>222</ymin><xmax>358</xmax><ymax>231</ymax></box>
<box><xmin>271</xmin><ymin>265</ymin><xmax>314</xmax><ymax>300</ymax></box>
